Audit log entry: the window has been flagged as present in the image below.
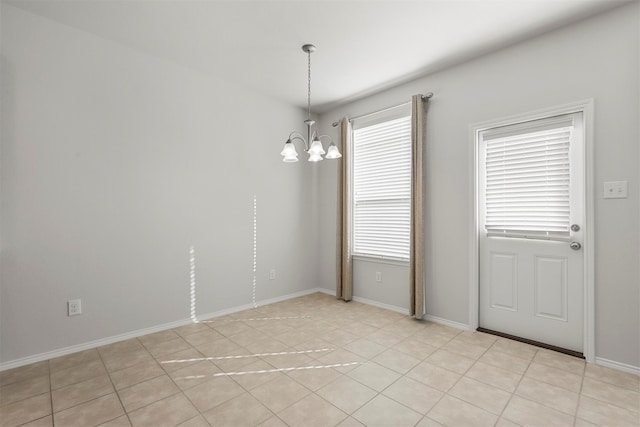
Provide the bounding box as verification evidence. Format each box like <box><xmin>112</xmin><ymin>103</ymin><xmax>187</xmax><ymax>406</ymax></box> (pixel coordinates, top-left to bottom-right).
<box><xmin>351</xmin><ymin>104</ymin><xmax>411</xmax><ymax>260</ymax></box>
<box><xmin>480</xmin><ymin>114</ymin><xmax>578</xmax><ymax>240</ymax></box>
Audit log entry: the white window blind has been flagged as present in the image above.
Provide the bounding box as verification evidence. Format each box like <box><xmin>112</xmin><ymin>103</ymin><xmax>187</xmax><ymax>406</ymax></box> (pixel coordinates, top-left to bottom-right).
<box><xmin>352</xmin><ymin>112</ymin><xmax>411</xmax><ymax>259</ymax></box>
<box><xmin>482</xmin><ymin>115</ymin><xmax>574</xmax><ymax>240</ymax></box>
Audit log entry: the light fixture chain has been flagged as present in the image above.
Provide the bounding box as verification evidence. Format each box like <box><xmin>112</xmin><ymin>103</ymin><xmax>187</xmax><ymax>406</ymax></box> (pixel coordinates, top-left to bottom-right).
<box><xmin>307</xmin><ymin>48</ymin><xmax>311</xmax><ymax>120</ymax></box>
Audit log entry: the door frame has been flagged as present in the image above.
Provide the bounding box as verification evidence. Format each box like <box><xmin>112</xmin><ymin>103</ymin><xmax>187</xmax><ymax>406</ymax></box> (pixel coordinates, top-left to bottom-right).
<box><xmin>468</xmin><ymin>99</ymin><xmax>595</xmax><ymax>362</ymax></box>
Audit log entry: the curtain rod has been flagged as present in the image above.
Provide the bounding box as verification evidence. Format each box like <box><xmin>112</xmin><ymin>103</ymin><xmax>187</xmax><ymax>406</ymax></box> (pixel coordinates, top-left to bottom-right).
<box><xmin>331</xmin><ymin>92</ymin><xmax>433</xmax><ymax>127</ymax></box>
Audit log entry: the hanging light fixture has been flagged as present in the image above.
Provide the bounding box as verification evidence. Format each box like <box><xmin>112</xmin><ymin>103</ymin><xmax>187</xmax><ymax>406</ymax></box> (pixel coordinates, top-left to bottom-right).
<box><xmin>281</xmin><ymin>44</ymin><xmax>341</xmax><ymax>163</ymax></box>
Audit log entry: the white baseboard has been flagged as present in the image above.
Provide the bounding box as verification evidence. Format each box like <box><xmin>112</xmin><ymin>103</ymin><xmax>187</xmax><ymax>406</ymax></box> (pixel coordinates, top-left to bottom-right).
<box><xmin>316</xmin><ymin>287</ymin><xmax>334</xmax><ymax>297</ymax></box>
<box><xmin>0</xmin><ymin>287</ymin><xmax>321</xmax><ymax>372</ymax></box>
<box><xmin>5</xmin><ymin>287</ymin><xmax>637</xmax><ymax>378</ymax></box>
<box><xmin>0</xmin><ymin>318</ymin><xmax>195</xmax><ymax>372</ymax></box>
<box><xmin>315</xmin><ymin>287</ymin><xmax>409</xmax><ymax>315</ymax></box>
<box><xmin>595</xmin><ymin>357</ymin><xmax>640</xmax><ymax>376</ymax></box>
<box><xmin>352</xmin><ymin>296</ymin><xmax>409</xmax><ymax>315</ymax></box>
<box><xmin>320</xmin><ymin>287</ymin><xmax>471</xmax><ymax>325</ymax></box>
<box><xmin>422</xmin><ymin>314</ymin><xmax>471</xmax><ymax>331</ymax></box>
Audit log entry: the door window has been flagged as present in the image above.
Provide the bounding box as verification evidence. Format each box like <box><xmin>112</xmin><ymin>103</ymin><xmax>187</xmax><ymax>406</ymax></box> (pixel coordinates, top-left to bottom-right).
<box><xmin>480</xmin><ymin>115</ymin><xmax>578</xmax><ymax>241</ymax></box>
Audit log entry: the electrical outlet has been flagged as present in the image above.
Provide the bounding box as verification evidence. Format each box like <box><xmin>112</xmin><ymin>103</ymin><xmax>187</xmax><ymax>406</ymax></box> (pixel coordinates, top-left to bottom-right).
<box><xmin>375</xmin><ymin>272</ymin><xmax>382</xmax><ymax>282</ymax></box>
<box><xmin>68</xmin><ymin>299</ymin><xmax>82</xmax><ymax>316</ymax></box>
<box><xmin>269</xmin><ymin>269</ymin><xmax>276</xmax><ymax>280</ymax></box>
<box><xmin>603</xmin><ymin>181</ymin><xmax>628</xmax><ymax>199</ymax></box>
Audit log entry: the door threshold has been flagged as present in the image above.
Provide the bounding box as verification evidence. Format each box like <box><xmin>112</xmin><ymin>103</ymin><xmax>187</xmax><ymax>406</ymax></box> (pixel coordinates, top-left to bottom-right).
<box><xmin>477</xmin><ymin>327</ymin><xmax>584</xmax><ymax>359</ymax></box>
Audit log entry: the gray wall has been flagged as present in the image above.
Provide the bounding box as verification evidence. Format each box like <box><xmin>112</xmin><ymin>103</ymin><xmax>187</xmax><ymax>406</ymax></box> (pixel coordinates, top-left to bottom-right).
<box><xmin>1</xmin><ymin>2</ymin><xmax>638</xmax><ymax>371</ymax></box>
<box><xmin>0</xmin><ymin>5</ymin><xmax>317</xmax><ymax>364</ymax></box>
<box><xmin>318</xmin><ymin>3</ymin><xmax>639</xmax><ymax>368</ymax></box>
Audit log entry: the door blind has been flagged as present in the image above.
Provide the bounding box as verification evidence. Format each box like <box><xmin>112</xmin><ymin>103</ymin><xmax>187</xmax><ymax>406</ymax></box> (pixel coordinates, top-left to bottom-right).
<box><xmin>353</xmin><ymin>115</ymin><xmax>411</xmax><ymax>259</ymax></box>
<box><xmin>483</xmin><ymin>119</ymin><xmax>573</xmax><ymax>240</ymax></box>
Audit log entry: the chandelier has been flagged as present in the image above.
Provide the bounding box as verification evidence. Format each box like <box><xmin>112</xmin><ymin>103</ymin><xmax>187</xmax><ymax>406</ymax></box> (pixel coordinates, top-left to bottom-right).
<box><xmin>281</xmin><ymin>44</ymin><xmax>341</xmax><ymax>162</ymax></box>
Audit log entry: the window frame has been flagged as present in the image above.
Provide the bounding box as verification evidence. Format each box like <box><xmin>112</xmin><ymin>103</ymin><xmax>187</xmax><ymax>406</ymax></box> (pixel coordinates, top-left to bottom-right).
<box><xmin>349</xmin><ymin>103</ymin><xmax>412</xmax><ymax>263</ymax></box>
<box><xmin>478</xmin><ymin>113</ymin><xmax>581</xmax><ymax>242</ymax></box>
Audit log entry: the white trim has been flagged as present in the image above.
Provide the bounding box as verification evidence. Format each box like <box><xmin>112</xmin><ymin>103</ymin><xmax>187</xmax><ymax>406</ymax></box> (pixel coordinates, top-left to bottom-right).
<box><xmin>316</xmin><ymin>287</ymin><xmax>335</xmax><ymax>297</ymax></box>
<box><xmin>352</xmin><ymin>254</ymin><xmax>409</xmax><ymax>267</ymax></box>
<box><xmin>469</xmin><ymin>99</ymin><xmax>595</xmax><ymax>363</ymax></box>
<box><xmin>423</xmin><ymin>314</ymin><xmax>471</xmax><ymax>331</ymax></box>
<box><xmin>350</xmin><ymin>102</ymin><xmax>411</xmax><ymax>130</ymax></box>
<box><xmin>468</xmin><ymin>118</ymin><xmax>480</xmax><ymax>332</ymax></box>
<box><xmin>317</xmin><ymin>286</ymin><xmax>410</xmax><ymax>315</ymax></box>
<box><xmin>0</xmin><ymin>318</ymin><xmax>192</xmax><ymax>372</ymax></box>
<box><xmin>0</xmin><ymin>288</ymin><xmax>321</xmax><ymax>372</ymax></box>
<box><xmin>595</xmin><ymin>357</ymin><xmax>640</xmax><ymax>376</ymax></box>
<box><xmin>320</xmin><ymin>287</ymin><xmax>471</xmax><ymax>331</ymax></box>
<box><xmin>352</xmin><ymin>296</ymin><xmax>409</xmax><ymax>315</ymax></box>
<box><xmin>582</xmin><ymin>101</ymin><xmax>596</xmax><ymax>363</ymax></box>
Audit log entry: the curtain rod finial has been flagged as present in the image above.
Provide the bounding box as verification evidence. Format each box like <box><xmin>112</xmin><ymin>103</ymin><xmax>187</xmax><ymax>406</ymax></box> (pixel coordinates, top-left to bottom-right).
<box><xmin>423</xmin><ymin>92</ymin><xmax>434</xmax><ymax>99</ymax></box>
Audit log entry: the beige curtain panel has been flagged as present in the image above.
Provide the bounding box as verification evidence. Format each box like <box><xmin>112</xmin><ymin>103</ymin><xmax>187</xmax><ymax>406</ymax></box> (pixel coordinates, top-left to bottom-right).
<box><xmin>410</xmin><ymin>94</ymin><xmax>426</xmax><ymax>318</ymax></box>
<box><xmin>336</xmin><ymin>117</ymin><xmax>353</xmax><ymax>301</ymax></box>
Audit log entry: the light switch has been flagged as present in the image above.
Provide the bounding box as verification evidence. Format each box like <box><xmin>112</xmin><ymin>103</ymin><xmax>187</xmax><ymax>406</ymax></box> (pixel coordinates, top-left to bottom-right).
<box><xmin>603</xmin><ymin>181</ymin><xmax>628</xmax><ymax>199</ymax></box>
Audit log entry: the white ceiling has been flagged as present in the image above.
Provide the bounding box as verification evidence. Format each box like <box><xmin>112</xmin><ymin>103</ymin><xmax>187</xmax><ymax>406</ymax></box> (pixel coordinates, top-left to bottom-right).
<box><xmin>5</xmin><ymin>0</ymin><xmax>631</xmax><ymax>112</ymax></box>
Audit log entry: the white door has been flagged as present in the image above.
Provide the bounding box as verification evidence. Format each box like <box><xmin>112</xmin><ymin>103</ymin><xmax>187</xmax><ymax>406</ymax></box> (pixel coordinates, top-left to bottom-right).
<box><xmin>479</xmin><ymin>112</ymin><xmax>585</xmax><ymax>352</ymax></box>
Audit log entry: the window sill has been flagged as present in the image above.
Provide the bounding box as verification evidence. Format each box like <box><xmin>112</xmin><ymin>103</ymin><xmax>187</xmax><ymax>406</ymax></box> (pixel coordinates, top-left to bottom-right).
<box><xmin>352</xmin><ymin>254</ymin><xmax>409</xmax><ymax>267</ymax></box>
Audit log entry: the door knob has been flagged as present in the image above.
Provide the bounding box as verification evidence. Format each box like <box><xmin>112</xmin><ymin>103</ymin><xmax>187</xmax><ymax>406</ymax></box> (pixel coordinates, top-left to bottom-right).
<box><xmin>570</xmin><ymin>242</ymin><xmax>582</xmax><ymax>250</ymax></box>
<box><xmin>571</xmin><ymin>224</ymin><xmax>580</xmax><ymax>232</ymax></box>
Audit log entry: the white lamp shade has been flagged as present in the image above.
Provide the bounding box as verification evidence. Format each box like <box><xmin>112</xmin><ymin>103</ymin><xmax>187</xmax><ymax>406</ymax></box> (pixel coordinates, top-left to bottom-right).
<box><xmin>281</xmin><ymin>140</ymin><xmax>299</xmax><ymax>162</ymax></box>
<box><xmin>283</xmin><ymin>154</ymin><xmax>299</xmax><ymax>162</ymax></box>
<box><xmin>325</xmin><ymin>143</ymin><xmax>342</xmax><ymax>159</ymax></box>
<box><xmin>308</xmin><ymin>139</ymin><xmax>326</xmax><ymax>156</ymax></box>
<box><xmin>281</xmin><ymin>140</ymin><xmax>298</xmax><ymax>157</ymax></box>
<box><xmin>307</xmin><ymin>152</ymin><xmax>323</xmax><ymax>162</ymax></box>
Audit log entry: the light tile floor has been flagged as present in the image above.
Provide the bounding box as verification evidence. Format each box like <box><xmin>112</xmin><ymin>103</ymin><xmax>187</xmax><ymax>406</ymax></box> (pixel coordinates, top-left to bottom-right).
<box><xmin>1</xmin><ymin>292</ymin><xmax>639</xmax><ymax>427</ymax></box>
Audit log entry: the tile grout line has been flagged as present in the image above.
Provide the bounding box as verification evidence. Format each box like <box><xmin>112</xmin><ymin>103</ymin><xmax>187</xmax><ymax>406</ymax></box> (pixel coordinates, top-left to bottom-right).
<box><xmin>180</xmin><ymin>329</ymin><xmax>277</xmax><ymax>425</ymax></box>
<box><xmin>154</xmin><ymin>341</ymin><xmax>212</xmax><ymax>426</ymax></box>
<box><xmin>391</xmin><ymin>326</ymin><xmax>505</xmax><ymax>425</ymax></box>
<box><xmin>572</xmin><ymin>358</ymin><xmax>588</xmax><ymax>427</ymax></box>
<box><xmin>372</xmin><ymin>360</ymin><xmax>439</xmax><ymax>425</ymax></box>
<box><xmin>339</xmin><ymin>322</ymin><xmax>442</xmax><ymax>424</ymax></box>
<box><xmin>495</xmin><ymin>343</ymin><xmax>538</xmax><ymax>426</ymax></box>
<box><xmin>222</xmin><ymin>340</ymin><xmax>280</xmax><ymax>424</ymax></box>
<box><xmin>315</xmin><ymin>372</ymin><xmax>376</xmax><ymax>421</ymax></box>
<box><xmin>305</xmin><ymin>317</ymin><xmax>398</xmax><ymax>423</ymax></box>
<box><xmin>95</xmin><ymin>348</ymin><xmax>132</xmax><ymax>427</ymax></box>
<box><xmin>99</xmin><ymin>338</ymin><xmax>141</xmax><ymax>427</ymax></box>
<box><xmin>48</xmin><ymin>359</ymin><xmax>54</xmax><ymax>426</ymax></box>
<box><xmin>257</xmin><ymin>347</ymin><xmax>346</xmax><ymax>423</ymax></box>
<box><xmin>323</xmin><ymin>317</ymin><xmax>412</xmax><ymax>426</ymax></box>
<box><xmin>423</xmin><ymin>334</ymin><xmax>501</xmax><ymax>425</ymax></box>
<box><xmin>577</xmin><ymin>379</ymin><xmax>640</xmax><ymax>416</ymax></box>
